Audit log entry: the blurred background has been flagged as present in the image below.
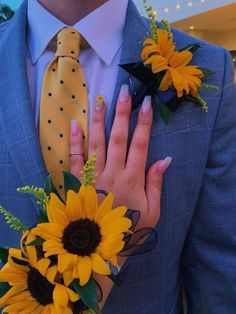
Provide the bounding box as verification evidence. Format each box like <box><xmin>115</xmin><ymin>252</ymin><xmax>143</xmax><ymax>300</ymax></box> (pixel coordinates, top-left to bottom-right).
<box><xmin>1</xmin><ymin>0</ymin><xmax>236</xmax><ymax>69</ymax></box>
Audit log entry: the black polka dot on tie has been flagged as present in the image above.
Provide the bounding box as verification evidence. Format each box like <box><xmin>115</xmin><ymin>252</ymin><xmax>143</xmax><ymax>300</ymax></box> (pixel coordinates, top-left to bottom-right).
<box><xmin>60</xmin><ymin>160</ymin><xmax>63</xmax><ymax>164</ymax></box>
<box><xmin>59</xmin><ymin>41</ymin><xmax>62</xmax><ymax>45</ymax></box>
<box><xmin>60</xmin><ymin>80</ymin><xmax>64</xmax><ymax>84</ymax></box>
<box><xmin>59</xmin><ymin>185</ymin><xmax>63</xmax><ymax>189</ymax></box>
<box><xmin>83</xmin><ymin>109</ymin><xmax>86</xmax><ymax>114</ymax></box>
<box><xmin>60</xmin><ymin>134</ymin><xmax>63</xmax><ymax>138</ymax></box>
<box><xmin>72</xmin><ymin>95</ymin><xmax>76</xmax><ymax>99</ymax></box>
<box><xmin>83</xmin><ymin>135</ymin><xmax>85</xmax><ymax>139</ymax></box>
<box><xmin>48</xmin><ymin>92</ymin><xmax>52</xmax><ymax>97</ymax></box>
<box><xmin>52</xmin><ymin>68</ymin><xmax>56</xmax><ymax>72</ymax></box>
<box><xmin>77</xmin><ymin>60</ymin><xmax>80</xmax><ymax>63</ymax></box>
<box><xmin>83</xmin><ymin>83</ymin><xmax>86</xmax><ymax>87</ymax></box>
<box><xmin>48</xmin><ymin>146</ymin><xmax>52</xmax><ymax>151</ymax></box>
<box><xmin>60</xmin><ymin>107</ymin><xmax>64</xmax><ymax>111</ymax></box>
<box><xmin>71</xmin><ymin>31</ymin><xmax>76</xmax><ymax>34</ymax></box>
<box><xmin>72</xmin><ymin>69</ymin><xmax>75</xmax><ymax>72</ymax></box>
<box><xmin>71</xmin><ymin>51</ymin><xmax>75</xmax><ymax>54</ymax></box>
<box><xmin>48</xmin><ymin>119</ymin><xmax>52</xmax><ymax>124</ymax></box>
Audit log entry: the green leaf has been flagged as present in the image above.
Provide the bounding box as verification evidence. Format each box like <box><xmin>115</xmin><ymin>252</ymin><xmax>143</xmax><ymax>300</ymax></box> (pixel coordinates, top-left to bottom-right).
<box><xmin>200</xmin><ymin>67</ymin><xmax>214</xmax><ymax>78</ymax></box>
<box><xmin>63</xmin><ymin>172</ymin><xmax>81</xmax><ymax>197</ymax></box>
<box><xmin>200</xmin><ymin>83</ymin><xmax>219</xmax><ymax>90</ymax></box>
<box><xmin>44</xmin><ymin>175</ymin><xmax>62</xmax><ymax>201</ymax></box>
<box><xmin>26</xmin><ymin>237</ymin><xmax>44</xmax><ymax>247</ymax></box>
<box><xmin>0</xmin><ymin>247</ymin><xmax>9</xmax><ymax>264</ymax></box>
<box><xmin>107</xmin><ymin>274</ymin><xmax>121</xmax><ymax>288</ymax></box>
<box><xmin>72</xmin><ymin>279</ymin><xmax>102</xmax><ymax>314</ymax></box>
<box><xmin>179</xmin><ymin>43</ymin><xmax>202</xmax><ymax>53</ymax></box>
<box><xmin>0</xmin><ymin>282</ymin><xmax>11</xmax><ymax>298</ymax></box>
<box><xmin>38</xmin><ymin>210</ymin><xmax>49</xmax><ymax>223</ymax></box>
<box><xmin>153</xmin><ymin>94</ymin><xmax>171</xmax><ymax>124</ymax></box>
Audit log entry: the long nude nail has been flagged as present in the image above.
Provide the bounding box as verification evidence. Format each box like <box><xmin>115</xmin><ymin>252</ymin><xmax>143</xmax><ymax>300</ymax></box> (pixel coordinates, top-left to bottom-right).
<box><xmin>71</xmin><ymin>120</ymin><xmax>78</xmax><ymax>136</ymax></box>
<box><xmin>119</xmin><ymin>84</ymin><xmax>129</xmax><ymax>103</ymax></box>
<box><xmin>141</xmin><ymin>95</ymin><xmax>152</xmax><ymax>114</ymax></box>
<box><xmin>156</xmin><ymin>156</ymin><xmax>172</xmax><ymax>174</ymax></box>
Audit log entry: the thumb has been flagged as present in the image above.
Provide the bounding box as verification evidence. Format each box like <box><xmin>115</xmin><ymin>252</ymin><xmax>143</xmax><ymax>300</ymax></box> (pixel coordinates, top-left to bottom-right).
<box><xmin>146</xmin><ymin>157</ymin><xmax>172</xmax><ymax>219</ymax></box>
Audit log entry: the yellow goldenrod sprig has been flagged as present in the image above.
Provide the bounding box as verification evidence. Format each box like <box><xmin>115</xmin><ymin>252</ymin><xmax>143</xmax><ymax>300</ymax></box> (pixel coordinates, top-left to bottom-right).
<box><xmin>191</xmin><ymin>94</ymin><xmax>208</xmax><ymax>112</ymax></box>
<box><xmin>81</xmin><ymin>154</ymin><xmax>97</xmax><ymax>186</ymax></box>
<box><xmin>0</xmin><ymin>206</ymin><xmax>28</xmax><ymax>232</ymax></box>
<box><xmin>143</xmin><ymin>0</ymin><xmax>157</xmax><ymax>40</ymax></box>
<box><xmin>17</xmin><ymin>186</ymin><xmax>49</xmax><ymax>211</ymax></box>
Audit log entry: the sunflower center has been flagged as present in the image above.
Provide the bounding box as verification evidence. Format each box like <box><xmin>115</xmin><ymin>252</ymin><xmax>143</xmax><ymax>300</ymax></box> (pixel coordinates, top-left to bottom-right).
<box><xmin>27</xmin><ymin>268</ymin><xmax>54</xmax><ymax>306</ymax></box>
<box><xmin>62</xmin><ymin>218</ymin><xmax>102</xmax><ymax>256</ymax></box>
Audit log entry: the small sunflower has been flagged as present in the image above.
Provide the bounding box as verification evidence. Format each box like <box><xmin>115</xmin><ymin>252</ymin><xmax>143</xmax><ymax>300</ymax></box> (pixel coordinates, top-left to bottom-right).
<box><xmin>141</xmin><ymin>28</ymin><xmax>204</xmax><ymax>97</ymax></box>
<box><xmin>0</xmin><ymin>234</ymin><xmax>79</xmax><ymax>313</ymax></box>
<box><xmin>32</xmin><ymin>186</ymin><xmax>132</xmax><ymax>287</ymax></box>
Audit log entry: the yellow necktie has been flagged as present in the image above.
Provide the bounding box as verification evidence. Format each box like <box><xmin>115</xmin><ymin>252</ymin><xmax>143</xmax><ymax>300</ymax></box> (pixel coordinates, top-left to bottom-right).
<box><xmin>39</xmin><ymin>28</ymin><xmax>89</xmax><ymax>192</ymax></box>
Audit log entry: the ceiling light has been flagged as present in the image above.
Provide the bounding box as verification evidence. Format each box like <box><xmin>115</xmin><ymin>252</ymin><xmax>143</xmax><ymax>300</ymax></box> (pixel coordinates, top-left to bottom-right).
<box><xmin>188</xmin><ymin>2</ymin><xmax>193</xmax><ymax>7</ymax></box>
<box><xmin>189</xmin><ymin>25</ymin><xmax>195</xmax><ymax>30</ymax></box>
<box><xmin>164</xmin><ymin>7</ymin><xmax>169</xmax><ymax>13</ymax></box>
<box><xmin>176</xmin><ymin>4</ymin><xmax>181</xmax><ymax>9</ymax></box>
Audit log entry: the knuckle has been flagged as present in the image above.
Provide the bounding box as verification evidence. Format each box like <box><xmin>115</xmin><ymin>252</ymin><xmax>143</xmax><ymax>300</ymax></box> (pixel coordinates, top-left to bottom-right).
<box><xmin>89</xmin><ymin>140</ymin><xmax>98</xmax><ymax>151</ymax></box>
<box><xmin>116</xmin><ymin>108</ymin><xmax>129</xmax><ymax>118</ymax></box>
<box><xmin>133</xmin><ymin>139</ymin><xmax>147</xmax><ymax>152</ymax></box>
<box><xmin>149</xmin><ymin>178</ymin><xmax>162</xmax><ymax>191</ymax></box>
<box><xmin>111</xmin><ymin>132</ymin><xmax>126</xmax><ymax>146</ymax></box>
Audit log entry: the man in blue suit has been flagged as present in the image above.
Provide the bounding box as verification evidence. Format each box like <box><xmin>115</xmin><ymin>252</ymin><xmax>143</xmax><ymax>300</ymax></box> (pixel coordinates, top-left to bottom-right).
<box><xmin>0</xmin><ymin>0</ymin><xmax>236</xmax><ymax>313</ymax></box>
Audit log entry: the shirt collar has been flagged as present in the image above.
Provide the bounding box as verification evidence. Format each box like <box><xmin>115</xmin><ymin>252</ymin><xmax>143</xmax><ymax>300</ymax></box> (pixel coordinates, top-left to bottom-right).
<box><xmin>27</xmin><ymin>0</ymin><xmax>128</xmax><ymax>65</ymax></box>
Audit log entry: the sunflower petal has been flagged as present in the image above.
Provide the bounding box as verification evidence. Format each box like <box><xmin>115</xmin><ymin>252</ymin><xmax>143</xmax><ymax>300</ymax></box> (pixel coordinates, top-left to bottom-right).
<box><xmin>77</xmin><ymin>256</ymin><xmax>92</xmax><ymax>286</ymax></box>
<box><xmin>100</xmin><ymin>206</ymin><xmax>127</xmax><ymax>226</ymax></box>
<box><xmin>63</xmin><ymin>270</ymin><xmax>74</xmax><ymax>287</ymax></box>
<box><xmin>36</xmin><ymin>258</ymin><xmax>51</xmax><ymax>277</ymax></box>
<box><xmin>159</xmin><ymin>70</ymin><xmax>173</xmax><ymax>91</ymax></box>
<box><xmin>95</xmin><ymin>192</ymin><xmax>114</xmax><ymax>223</ymax></box>
<box><xmin>91</xmin><ymin>253</ymin><xmax>111</xmax><ymax>275</ymax></box>
<box><xmin>101</xmin><ymin>217</ymin><xmax>132</xmax><ymax>236</ymax></box>
<box><xmin>53</xmin><ymin>284</ymin><xmax>69</xmax><ymax>307</ymax></box>
<box><xmin>58</xmin><ymin>254</ymin><xmax>75</xmax><ymax>273</ymax></box>
<box><xmin>169</xmin><ymin>51</ymin><xmax>193</xmax><ymax>68</ymax></box>
<box><xmin>66</xmin><ymin>286</ymin><xmax>80</xmax><ymax>302</ymax></box>
<box><xmin>66</xmin><ymin>190</ymin><xmax>82</xmax><ymax>220</ymax></box>
<box><xmin>47</xmin><ymin>193</ymin><xmax>69</xmax><ymax>225</ymax></box>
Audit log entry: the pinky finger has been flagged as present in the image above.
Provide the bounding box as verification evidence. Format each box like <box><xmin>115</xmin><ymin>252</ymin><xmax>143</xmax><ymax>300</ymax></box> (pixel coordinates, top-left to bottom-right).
<box><xmin>70</xmin><ymin>120</ymin><xmax>85</xmax><ymax>179</ymax></box>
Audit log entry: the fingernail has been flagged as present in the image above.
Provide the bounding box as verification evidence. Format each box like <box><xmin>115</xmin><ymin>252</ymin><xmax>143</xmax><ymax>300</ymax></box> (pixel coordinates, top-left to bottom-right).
<box><xmin>141</xmin><ymin>96</ymin><xmax>152</xmax><ymax>114</ymax></box>
<box><xmin>95</xmin><ymin>96</ymin><xmax>104</xmax><ymax>112</ymax></box>
<box><xmin>156</xmin><ymin>156</ymin><xmax>172</xmax><ymax>174</ymax></box>
<box><xmin>119</xmin><ymin>84</ymin><xmax>129</xmax><ymax>103</ymax></box>
<box><xmin>71</xmin><ymin>120</ymin><xmax>78</xmax><ymax>136</ymax></box>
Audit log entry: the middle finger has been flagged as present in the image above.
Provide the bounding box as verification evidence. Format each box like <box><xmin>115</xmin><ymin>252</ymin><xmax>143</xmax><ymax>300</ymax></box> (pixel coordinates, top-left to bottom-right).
<box><xmin>106</xmin><ymin>85</ymin><xmax>132</xmax><ymax>170</ymax></box>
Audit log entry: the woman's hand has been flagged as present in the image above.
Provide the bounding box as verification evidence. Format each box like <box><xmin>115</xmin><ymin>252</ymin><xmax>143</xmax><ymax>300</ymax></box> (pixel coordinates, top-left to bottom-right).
<box><xmin>70</xmin><ymin>84</ymin><xmax>172</xmax><ymax>229</ymax></box>
<box><xmin>70</xmin><ymin>84</ymin><xmax>172</xmax><ymax>308</ymax></box>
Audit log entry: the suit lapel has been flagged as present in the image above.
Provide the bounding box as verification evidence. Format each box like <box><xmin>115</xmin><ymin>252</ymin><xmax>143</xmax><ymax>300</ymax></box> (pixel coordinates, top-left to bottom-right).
<box><xmin>0</xmin><ymin>1</ymin><xmax>47</xmax><ymax>202</ymax></box>
<box><xmin>106</xmin><ymin>0</ymin><xmax>149</xmax><ymax>140</ymax></box>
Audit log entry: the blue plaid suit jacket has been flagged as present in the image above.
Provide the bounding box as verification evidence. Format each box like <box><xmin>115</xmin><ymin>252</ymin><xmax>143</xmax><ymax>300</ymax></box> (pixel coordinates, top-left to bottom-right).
<box><xmin>0</xmin><ymin>1</ymin><xmax>236</xmax><ymax>313</ymax></box>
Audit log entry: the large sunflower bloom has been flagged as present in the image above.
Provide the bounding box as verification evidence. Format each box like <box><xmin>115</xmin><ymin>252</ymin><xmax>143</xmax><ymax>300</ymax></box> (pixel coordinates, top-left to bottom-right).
<box><xmin>32</xmin><ymin>186</ymin><xmax>132</xmax><ymax>287</ymax></box>
<box><xmin>141</xmin><ymin>29</ymin><xmax>204</xmax><ymax>97</ymax></box>
<box><xmin>0</xmin><ymin>238</ymin><xmax>79</xmax><ymax>313</ymax></box>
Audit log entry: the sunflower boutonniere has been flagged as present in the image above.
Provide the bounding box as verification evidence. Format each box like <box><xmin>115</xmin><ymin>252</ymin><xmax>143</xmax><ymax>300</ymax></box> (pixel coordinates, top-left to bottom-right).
<box><xmin>0</xmin><ymin>155</ymin><xmax>157</xmax><ymax>314</ymax></box>
<box><xmin>120</xmin><ymin>0</ymin><xmax>218</xmax><ymax>123</ymax></box>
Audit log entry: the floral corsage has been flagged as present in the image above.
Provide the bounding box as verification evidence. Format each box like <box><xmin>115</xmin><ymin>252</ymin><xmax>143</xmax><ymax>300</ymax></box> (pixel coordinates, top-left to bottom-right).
<box><xmin>0</xmin><ymin>156</ymin><xmax>156</xmax><ymax>314</ymax></box>
<box><xmin>121</xmin><ymin>0</ymin><xmax>218</xmax><ymax>123</ymax></box>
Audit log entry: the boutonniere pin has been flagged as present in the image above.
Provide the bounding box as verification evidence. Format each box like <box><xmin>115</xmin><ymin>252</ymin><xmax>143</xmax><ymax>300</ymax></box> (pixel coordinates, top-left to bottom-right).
<box><xmin>121</xmin><ymin>0</ymin><xmax>218</xmax><ymax>123</ymax></box>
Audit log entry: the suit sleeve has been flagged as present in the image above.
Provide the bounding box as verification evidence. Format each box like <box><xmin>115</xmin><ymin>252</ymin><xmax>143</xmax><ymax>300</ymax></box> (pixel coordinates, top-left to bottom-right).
<box><xmin>182</xmin><ymin>49</ymin><xmax>236</xmax><ymax>313</ymax></box>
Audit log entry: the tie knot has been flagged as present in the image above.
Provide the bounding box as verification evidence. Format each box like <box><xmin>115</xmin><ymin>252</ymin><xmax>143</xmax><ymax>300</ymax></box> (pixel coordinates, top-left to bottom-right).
<box><xmin>56</xmin><ymin>28</ymin><xmax>81</xmax><ymax>59</ymax></box>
